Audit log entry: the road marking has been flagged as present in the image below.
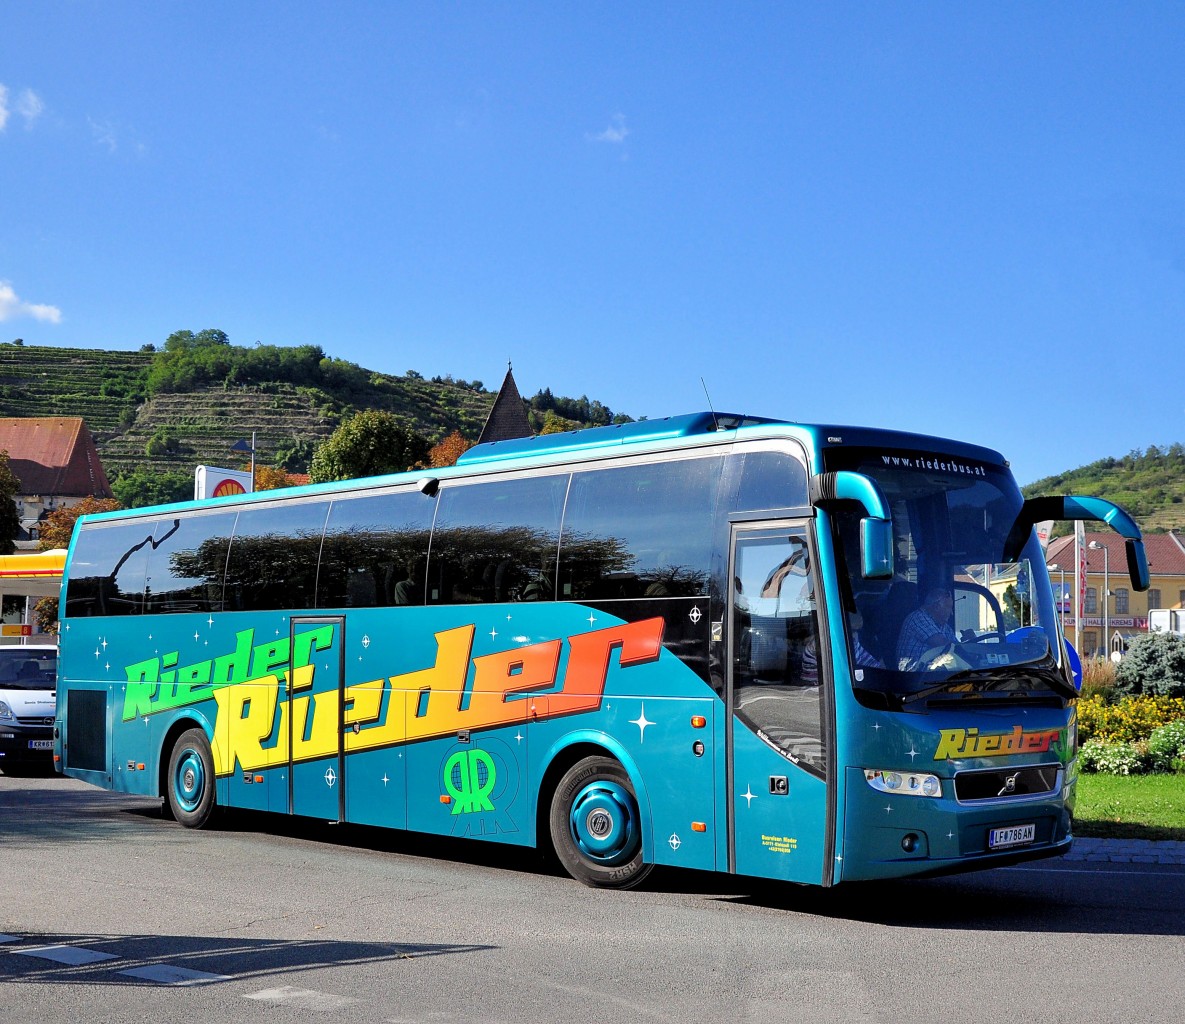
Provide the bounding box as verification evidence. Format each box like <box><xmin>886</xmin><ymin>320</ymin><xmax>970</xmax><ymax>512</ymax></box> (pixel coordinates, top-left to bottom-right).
<box><xmin>119</xmin><ymin>965</ymin><xmax>232</xmax><ymax>986</ymax></box>
<box><xmin>1010</xmin><ymin>865</ymin><xmax>1185</xmax><ymax>878</ymax></box>
<box><xmin>13</xmin><ymin>944</ymin><xmax>120</xmax><ymax>966</ymax></box>
<box><xmin>244</xmin><ymin>985</ymin><xmax>361</xmax><ymax>1011</ymax></box>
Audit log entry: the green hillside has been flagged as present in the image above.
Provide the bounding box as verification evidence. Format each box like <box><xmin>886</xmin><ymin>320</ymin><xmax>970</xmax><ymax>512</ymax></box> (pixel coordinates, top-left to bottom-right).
<box><xmin>0</xmin><ymin>336</ymin><xmax>627</xmax><ymax>484</ymax></box>
<box><xmin>1023</xmin><ymin>445</ymin><xmax>1185</xmax><ymax>533</ymax></box>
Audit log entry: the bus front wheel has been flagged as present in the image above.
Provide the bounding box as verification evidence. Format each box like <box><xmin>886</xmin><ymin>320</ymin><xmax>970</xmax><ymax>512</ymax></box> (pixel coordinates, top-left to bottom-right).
<box><xmin>167</xmin><ymin>728</ymin><xmax>216</xmax><ymax>829</ymax></box>
<box><xmin>549</xmin><ymin>755</ymin><xmax>652</xmax><ymax>889</ymax></box>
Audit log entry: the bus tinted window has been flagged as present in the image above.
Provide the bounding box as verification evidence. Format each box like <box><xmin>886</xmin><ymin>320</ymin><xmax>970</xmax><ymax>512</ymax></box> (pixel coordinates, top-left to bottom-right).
<box><xmin>318</xmin><ymin>490</ymin><xmax>436</xmax><ymax>608</ymax></box>
<box><xmin>731</xmin><ymin>450</ymin><xmax>808</xmax><ymax>512</ymax></box>
<box><xmin>224</xmin><ymin>502</ymin><xmax>329</xmax><ymax>612</ymax></box>
<box><xmin>64</xmin><ymin>522</ymin><xmax>154</xmax><ymax>617</ymax></box>
<box><xmin>559</xmin><ymin>458</ymin><xmax>721</xmax><ymax>600</ymax></box>
<box><xmin>427</xmin><ymin>475</ymin><xmax>568</xmax><ymax>605</ymax></box>
<box><xmin>143</xmin><ymin>513</ymin><xmax>237</xmax><ymax>614</ymax></box>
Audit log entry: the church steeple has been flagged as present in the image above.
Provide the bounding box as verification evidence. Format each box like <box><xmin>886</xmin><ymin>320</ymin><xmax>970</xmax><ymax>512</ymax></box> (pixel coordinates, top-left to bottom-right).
<box><xmin>477</xmin><ymin>363</ymin><xmax>534</xmax><ymax>443</ymax></box>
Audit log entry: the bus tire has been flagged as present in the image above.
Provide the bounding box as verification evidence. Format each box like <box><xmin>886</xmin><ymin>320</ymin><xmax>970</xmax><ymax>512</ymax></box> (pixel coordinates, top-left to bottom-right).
<box><xmin>549</xmin><ymin>755</ymin><xmax>652</xmax><ymax>889</ymax></box>
<box><xmin>167</xmin><ymin>728</ymin><xmax>216</xmax><ymax>829</ymax></box>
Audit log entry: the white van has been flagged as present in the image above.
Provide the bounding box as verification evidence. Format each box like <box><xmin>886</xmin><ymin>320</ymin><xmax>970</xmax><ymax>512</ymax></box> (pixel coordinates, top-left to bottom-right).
<box><xmin>0</xmin><ymin>644</ymin><xmax>57</xmax><ymax>775</ymax></box>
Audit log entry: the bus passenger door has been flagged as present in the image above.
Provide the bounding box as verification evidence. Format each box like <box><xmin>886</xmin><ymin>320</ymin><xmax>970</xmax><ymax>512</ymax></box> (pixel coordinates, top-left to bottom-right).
<box><xmin>728</xmin><ymin>525</ymin><xmax>831</xmax><ymax>885</ymax></box>
<box><xmin>287</xmin><ymin>616</ymin><xmax>345</xmax><ymax>822</ymax></box>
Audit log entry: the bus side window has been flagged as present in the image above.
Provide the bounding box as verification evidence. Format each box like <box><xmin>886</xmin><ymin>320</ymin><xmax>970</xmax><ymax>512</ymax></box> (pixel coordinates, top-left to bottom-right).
<box><xmin>318</xmin><ymin>491</ymin><xmax>435</xmax><ymax>608</ymax></box>
<box><xmin>729</xmin><ymin>450</ymin><xmax>809</xmax><ymax>513</ymax></box>
<box><xmin>426</xmin><ymin>475</ymin><xmax>567</xmax><ymax>606</ymax></box>
<box><xmin>142</xmin><ymin>512</ymin><xmax>238</xmax><ymax>615</ymax></box>
<box><xmin>223</xmin><ymin>502</ymin><xmax>329</xmax><ymax>612</ymax></box>
<box><xmin>63</xmin><ymin>522</ymin><xmax>153</xmax><ymax>618</ymax></box>
<box><xmin>558</xmin><ymin>458</ymin><xmax>721</xmax><ymax>601</ymax></box>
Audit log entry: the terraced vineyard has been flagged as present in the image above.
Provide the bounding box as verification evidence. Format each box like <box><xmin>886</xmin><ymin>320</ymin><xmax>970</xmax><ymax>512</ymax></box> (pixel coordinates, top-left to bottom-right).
<box><xmin>0</xmin><ymin>343</ymin><xmax>496</xmax><ymax>478</ymax></box>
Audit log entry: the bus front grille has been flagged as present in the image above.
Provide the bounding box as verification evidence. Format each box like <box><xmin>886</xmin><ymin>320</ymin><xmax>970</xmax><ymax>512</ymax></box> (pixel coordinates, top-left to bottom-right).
<box><xmin>953</xmin><ymin>764</ymin><xmax>1060</xmax><ymax>803</ymax></box>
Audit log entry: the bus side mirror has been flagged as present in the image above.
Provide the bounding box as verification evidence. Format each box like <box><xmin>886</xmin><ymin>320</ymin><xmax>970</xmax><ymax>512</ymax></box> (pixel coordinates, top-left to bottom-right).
<box><xmin>810</xmin><ymin>471</ymin><xmax>894</xmax><ymax>580</ymax></box>
<box><xmin>1126</xmin><ymin>539</ymin><xmax>1150</xmax><ymax>592</ymax></box>
<box><xmin>860</xmin><ymin>518</ymin><xmax>894</xmax><ymax>580</ymax></box>
<box><xmin>1005</xmin><ymin>495</ymin><xmax>1148</xmax><ymax>590</ymax></box>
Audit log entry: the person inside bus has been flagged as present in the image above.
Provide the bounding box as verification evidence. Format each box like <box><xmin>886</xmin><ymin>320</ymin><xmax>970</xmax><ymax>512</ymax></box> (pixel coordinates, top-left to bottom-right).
<box><xmin>801</xmin><ymin>611</ymin><xmax>882</xmax><ymax>685</ymax></box>
<box><xmin>896</xmin><ymin>587</ymin><xmax>956</xmax><ymax>668</ymax></box>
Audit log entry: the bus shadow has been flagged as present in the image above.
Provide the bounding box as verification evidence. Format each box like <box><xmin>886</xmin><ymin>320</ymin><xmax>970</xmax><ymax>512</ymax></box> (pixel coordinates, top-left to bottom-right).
<box><xmin>208</xmin><ymin>806</ymin><xmax>560</xmax><ymax>880</ymax></box>
<box><xmin>0</xmin><ymin>775</ymin><xmax>166</xmax><ymax>847</ymax></box>
<box><xmin>700</xmin><ymin>865</ymin><xmax>1185</xmax><ymax>937</ymax></box>
<box><xmin>0</xmin><ymin>932</ymin><xmax>492</xmax><ymax>986</ymax></box>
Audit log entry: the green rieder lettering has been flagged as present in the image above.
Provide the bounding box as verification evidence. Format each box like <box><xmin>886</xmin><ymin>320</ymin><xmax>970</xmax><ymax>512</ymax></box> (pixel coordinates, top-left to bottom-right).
<box><xmin>120</xmin><ymin>625</ymin><xmax>334</xmax><ymax>721</ymax></box>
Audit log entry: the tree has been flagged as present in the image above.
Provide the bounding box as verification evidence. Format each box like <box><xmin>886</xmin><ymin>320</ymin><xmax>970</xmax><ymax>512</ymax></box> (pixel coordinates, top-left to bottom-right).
<box><xmin>0</xmin><ymin>451</ymin><xmax>21</xmax><ymax>555</ymax></box>
<box><xmin>110</xmin><ymin>468</ymin><xmax>193</xmax><ymax>509</ymax></box>
<box><xmin>309</xmin><ymin>410</ymin><xmax>430</xmax><ymax>483</ymax></box>
<box><xmin>1115</xmin><ymin>631</ymin><xmax>1185</xmax><ymax>699</ymax></box>
<box><xmin>38</xmin><ymin>496</ymin><xmax>123</xmax><ymax>551</ymax></box>
<box><xmin>427</xmin><ymin>430</ymin><xmax>475</xmax><ymax>468</ymax></box>
<box><xmin>255</xmin><ymin>465</ymin><xmax>298</xmax><ymax>491</ymax></box>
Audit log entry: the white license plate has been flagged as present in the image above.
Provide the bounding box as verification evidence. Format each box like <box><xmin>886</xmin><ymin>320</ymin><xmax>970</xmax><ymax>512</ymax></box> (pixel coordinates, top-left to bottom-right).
<box><xmin>989</xmin><ymin>823</ymin><xmax>1035</xmax><ymax>849</ymax></box>
<box><xmin>28</xmin><ymin>740</ymin><xmax>53</xmax><ymax>751</ymax></box>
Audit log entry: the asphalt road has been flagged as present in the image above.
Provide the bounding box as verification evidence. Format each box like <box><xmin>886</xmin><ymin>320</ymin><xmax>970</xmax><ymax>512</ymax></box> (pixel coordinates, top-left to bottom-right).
<box><xmin>2</xmin><ymin>772</ymin><xmax>1183</xmax><ymax>1024</ymax></box>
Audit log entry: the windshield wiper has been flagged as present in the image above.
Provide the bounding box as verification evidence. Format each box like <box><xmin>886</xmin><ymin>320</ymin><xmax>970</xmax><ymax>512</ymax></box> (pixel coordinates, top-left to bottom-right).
<box><xmin>900</xmin><ymin>670</ymin><xmax>1000</xmax><ymax>705</ymax></box>
<box><xmin>901</xmin><ymin>664</ymin><xmax>1077</xmax><ymax>706</ymax></box>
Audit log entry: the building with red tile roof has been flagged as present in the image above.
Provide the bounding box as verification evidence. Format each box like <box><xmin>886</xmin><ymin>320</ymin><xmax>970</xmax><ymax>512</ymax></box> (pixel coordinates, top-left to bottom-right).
<box><xmin>1045</xmin><ymin>530</ymin><xmax>1185</xmax><ymax>656</ymax></box>
<box><xmin>0</xmin><ymin>418</ymin><xmax>113</xmax><ymax>550</ymax></box>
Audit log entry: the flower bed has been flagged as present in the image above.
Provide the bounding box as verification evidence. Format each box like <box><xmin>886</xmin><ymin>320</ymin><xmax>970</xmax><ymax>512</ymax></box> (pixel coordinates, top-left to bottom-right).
<box><xmin>1076</xmin><ymin>694</ymin><xmax>1185</xmax><ymax>774</ymax></box>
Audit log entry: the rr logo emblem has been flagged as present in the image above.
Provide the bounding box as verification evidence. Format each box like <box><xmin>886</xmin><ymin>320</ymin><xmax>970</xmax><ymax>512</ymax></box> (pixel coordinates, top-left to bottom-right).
<box><xmin>443</xmin><ymin>749</ymin><xmax>497</xmax><ymax>815</ymax></box>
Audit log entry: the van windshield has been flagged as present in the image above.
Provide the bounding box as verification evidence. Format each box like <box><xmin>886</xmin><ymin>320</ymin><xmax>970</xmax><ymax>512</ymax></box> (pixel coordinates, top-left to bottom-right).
<box><xmin>0</xmin><ymin>648</ymin><xmax>58</xmax><ymax>690</ymax></box>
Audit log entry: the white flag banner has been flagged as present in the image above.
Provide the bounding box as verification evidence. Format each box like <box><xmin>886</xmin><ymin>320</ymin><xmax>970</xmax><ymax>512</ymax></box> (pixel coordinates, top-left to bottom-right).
<box><xmin>1073</xmin><ymin>520</ymin><xmax>1087</xmax><ymax>650</ymax></box>
<box><xmin>1033</xmin><ymin>520</ymin><xmax>1055</xmax><ymax>551</ymax></box>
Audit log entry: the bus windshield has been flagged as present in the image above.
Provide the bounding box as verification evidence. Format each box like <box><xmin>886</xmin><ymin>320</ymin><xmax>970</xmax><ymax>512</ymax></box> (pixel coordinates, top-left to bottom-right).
<box><xmin>825</xmin><ymin>446</ymin><xmax>1066</xmax><ymax>704</ymax></box>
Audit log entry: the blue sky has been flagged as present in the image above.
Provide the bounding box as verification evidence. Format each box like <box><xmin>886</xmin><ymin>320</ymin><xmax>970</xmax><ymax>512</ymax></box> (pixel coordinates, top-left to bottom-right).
<box><xmin>2</xmin><ymin>3</ymin><xmax>1183</xmax><ymax>485</ymax></box>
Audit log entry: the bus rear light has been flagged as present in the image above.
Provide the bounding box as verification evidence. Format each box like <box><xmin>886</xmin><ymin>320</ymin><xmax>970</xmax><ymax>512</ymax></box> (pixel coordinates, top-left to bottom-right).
<box><xmin>864</xmin><ymin>769</ymin><xmax>942</xmax><ymax>798</ymax></box>
<box><xmin>691</xmin><ymin>716</ymin><xmax>706</xmax><ymax>728</ymax></box>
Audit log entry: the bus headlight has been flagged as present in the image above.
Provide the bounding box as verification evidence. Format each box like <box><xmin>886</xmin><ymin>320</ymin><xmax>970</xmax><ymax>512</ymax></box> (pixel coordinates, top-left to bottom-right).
<box><xmin>864</xmin><ymin>769</ymin><xmax>942</xmax><ymax>798</ymax></box>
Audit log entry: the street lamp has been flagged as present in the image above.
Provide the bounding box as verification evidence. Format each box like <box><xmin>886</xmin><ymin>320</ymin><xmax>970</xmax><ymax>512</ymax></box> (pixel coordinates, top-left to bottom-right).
<box><xmin>1089</xmin><ymin>540</ymin><xmax>1109</xmax><ymax>658</ymax></box>
<box><xmin>231</xmin><ymin>432</ymin><xmax>256</xmax><ymax>492</ymax></box>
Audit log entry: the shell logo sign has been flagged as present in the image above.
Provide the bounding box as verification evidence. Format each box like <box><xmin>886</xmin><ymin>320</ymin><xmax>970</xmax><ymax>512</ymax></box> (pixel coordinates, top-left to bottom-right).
<box><xmin>194</xmin><ymin>465</ymin><xmax>253</xmax><ymax>500</ymax></box>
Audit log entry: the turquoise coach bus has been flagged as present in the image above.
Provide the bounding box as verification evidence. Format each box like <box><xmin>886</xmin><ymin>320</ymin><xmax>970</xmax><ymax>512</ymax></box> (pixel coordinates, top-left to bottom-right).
<box><xmin>54</xmin><ymin>413</ymin><xmax>1149</xmax><ymax>888</ymax></box>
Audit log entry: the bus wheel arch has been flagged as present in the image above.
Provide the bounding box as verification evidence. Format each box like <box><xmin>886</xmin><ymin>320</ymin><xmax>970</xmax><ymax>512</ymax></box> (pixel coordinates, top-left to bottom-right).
<box><xmin>543</xmin><ymin>742</ymin><xmax>654</xmax><ymax>889</ymax></box>
<box><xmin>164</xmin><ymin>725</ymin><xmax>217</xmax><ymax>829</ymax></box>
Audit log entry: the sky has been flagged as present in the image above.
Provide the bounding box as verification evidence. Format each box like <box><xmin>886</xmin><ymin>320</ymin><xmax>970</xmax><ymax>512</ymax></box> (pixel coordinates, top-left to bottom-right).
<box><xmin>2</xmin><ymin>3</ymin><xmax>1183</xmax><ymax>486</ymax></box>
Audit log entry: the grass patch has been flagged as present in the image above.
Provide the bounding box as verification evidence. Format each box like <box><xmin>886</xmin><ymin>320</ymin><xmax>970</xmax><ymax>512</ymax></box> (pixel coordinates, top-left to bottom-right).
<box><xmin>1075</xmin><ymin>773</ymin><xmax>1185</xmax><ymax>841</ymax></box>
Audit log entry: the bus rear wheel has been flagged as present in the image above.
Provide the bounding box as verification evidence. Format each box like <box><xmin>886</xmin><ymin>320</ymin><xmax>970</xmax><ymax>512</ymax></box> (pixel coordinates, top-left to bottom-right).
<box><xmin>167</xmin><ymin>728</ymin><xmax>216</xmax><ymax>829</ymax></box>
<box><xmin>549</xmin><ymin>755</ymin><xmax>652</xmax><ymax>889</ymax></box>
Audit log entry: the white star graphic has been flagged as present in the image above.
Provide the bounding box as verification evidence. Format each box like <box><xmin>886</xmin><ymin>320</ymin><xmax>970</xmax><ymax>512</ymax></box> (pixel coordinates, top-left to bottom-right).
<box><xmin>629</xmin><ymin>703</ymin><xmax>655</xmax><ymax>741</ymax></box>
<box><xmin>741</xmin><ymin>785</ymin><xmax>757</xmax><ymax>807</ymax></box>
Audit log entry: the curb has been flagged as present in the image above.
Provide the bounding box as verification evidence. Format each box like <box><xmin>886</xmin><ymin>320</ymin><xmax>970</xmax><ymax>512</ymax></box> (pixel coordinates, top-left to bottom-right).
<box><xmin>1064</xmin><ymin>837</ymin><xmax>1185</xmax><ymax>866</ymax></box>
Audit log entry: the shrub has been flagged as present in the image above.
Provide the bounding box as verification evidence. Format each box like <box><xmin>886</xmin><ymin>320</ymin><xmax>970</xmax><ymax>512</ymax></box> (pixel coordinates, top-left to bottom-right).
<box><xmin>1114</xmin><ymin>630</ymin><xmax>1185</xmax><ymax>698</ymax></box>
<box><xmin>1076</xmin><ymin>694</ymin><xmax>1185</xmax><ymax>745</ymax></box>
<box><xmin>1078</xmin><ymin>739</ymin><xmax>1153</xmax><ymax>775</ymax></box>
<box><xmin>1147</xmin><ymin>719</ymin><xmax>1185</xmax><ymax>773</ymax></box>
<box><xmin>1080</xmin><ymin>657</ymin><xmax>1117</xmax><ymax>700</ymax></box>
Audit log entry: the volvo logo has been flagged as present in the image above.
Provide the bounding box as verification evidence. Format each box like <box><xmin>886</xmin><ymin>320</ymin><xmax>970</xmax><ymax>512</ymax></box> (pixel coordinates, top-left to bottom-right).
<box><xmin>997</xmin><ymin>772</ymin><xmax>1021</xmax><ymax>797</ymax></box>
